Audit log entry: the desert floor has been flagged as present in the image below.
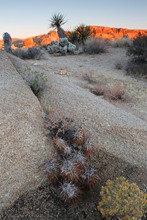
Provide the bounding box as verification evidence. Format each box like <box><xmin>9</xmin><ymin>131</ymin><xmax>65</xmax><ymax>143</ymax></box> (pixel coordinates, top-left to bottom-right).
<box><xmin>1</xmin><ymin>47</ymin><xmax>147</xmax><ymax>220</ymax></box>
<box><xmin>29</xmin><ymin>47</ymin><xmax>147</xmax><ymax>122</ymax></box>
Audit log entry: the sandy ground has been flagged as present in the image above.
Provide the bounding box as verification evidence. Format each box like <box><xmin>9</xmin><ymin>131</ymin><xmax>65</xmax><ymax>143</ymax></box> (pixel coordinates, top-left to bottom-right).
<box><xmin>29</xmin><ymin>47</ymin><xmax>147</xmax><ymax>122</ymax></box>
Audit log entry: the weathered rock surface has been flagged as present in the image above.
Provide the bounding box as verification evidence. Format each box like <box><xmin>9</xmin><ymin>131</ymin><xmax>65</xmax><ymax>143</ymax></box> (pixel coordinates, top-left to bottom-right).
<box><xmin>9</xmin><ymin>54</ymin><xmax>147</xmax><ymax>187</ymax></box>
<box><xmin>0</xmin><ymin>51</ymin><xmax>47</xmax><ymax>210</ymax></box>
<box><xmin>1</xmin><ymin>52</ymin><xmax>147</xmax><ymax>212</ymax></box>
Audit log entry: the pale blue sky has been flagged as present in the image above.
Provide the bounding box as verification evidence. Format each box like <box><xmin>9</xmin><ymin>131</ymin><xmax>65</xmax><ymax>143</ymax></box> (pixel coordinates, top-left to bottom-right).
<box><xmin>0</xmin><ymin>0</ymin><xmax>147</xmax><ymax>39</ymax></box>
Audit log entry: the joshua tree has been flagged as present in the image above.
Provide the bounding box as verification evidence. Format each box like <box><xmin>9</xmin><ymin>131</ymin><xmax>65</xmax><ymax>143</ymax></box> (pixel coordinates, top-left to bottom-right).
<box><xmin>3</xmin><ymin>32</ymin><xmax>12</xmax><ymax>53</ymax></box>
<box><xmin>50</xmin><ymin>13</ymin><xmax>67</xmax><ymax>38</ymax></box>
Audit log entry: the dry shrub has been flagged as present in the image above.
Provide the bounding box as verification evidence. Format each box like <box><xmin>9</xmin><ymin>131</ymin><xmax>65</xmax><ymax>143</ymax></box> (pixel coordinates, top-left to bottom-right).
<box><xmin>125</xmin><ymin>58</ymin><xmax>147</xmax><ymax>78</ymax></box>
<box><xmin>104</xmin><ymin>84</ymin><xmax>125</xmax><ymax>100</ymax></box>
<box><xmin>90</xmin><ymin>84</ymin><xmax>106</xmax><ymax>96</ymax></box>
<box><xmin>83</xmin><ymin>73</ymin><xmax>96</xmax><ymax>84</ymax></box>
<box><xmin>111</xmin><ymin>37</ymin><xmax>132</xmax><ymax>48</ymax></box>
<box><xmin>84</xmin><ymin>38</ymin><xmax>107</xmax><ymax>54</ymax></box>
<box><xmin>12</xmin><ymin>47</ymin><xmax>43</xmax><ymax>59</ymax></box>
<box><xmin>115</xmin><ymin>61</ymin><xmax>124</xmax><ymax>70</ymax></box>
<box><xmin>90</xmin><ymin>84</ymin><xmax>126</xmax><ymax>101</ymax></box>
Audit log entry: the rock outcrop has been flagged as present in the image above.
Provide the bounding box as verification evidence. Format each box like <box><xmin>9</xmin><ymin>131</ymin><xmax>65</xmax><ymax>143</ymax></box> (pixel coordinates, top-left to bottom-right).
<box><xmin>9</xmin><ymin>54</ymin><xmax>147</xmax><ymax>188</ymax></box>
<box><xmin>90</xmin><ymin>26</ymin><xmax>147</xmax><ymax>39</ymax></box>
<box><xmin>0</xmin><ymin>51</ymin><xmax>47</xmax><ymax>210</ymax></box>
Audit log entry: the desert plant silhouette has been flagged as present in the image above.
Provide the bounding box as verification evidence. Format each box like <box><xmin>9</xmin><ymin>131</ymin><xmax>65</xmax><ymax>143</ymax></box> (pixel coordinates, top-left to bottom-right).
<box><xmin>68</xmin><ymin>24</ymin><xmax>91</xmax><ymax>45</ymax></box>
<box><xmin>50</xmin><ymin>13</ymin><xmax>67</xmax><ymax>38</ymax></box>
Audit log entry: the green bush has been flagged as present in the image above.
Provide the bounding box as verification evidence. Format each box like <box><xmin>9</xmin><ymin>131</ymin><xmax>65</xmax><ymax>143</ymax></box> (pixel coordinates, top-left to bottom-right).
<box><xmin>127</xmin><ymin>35</ymin><xmax>147</xmax><ymax>61</ymax></box>
<box><xmin>125</xmin><ymin>59</ymin><xmax>147</xmax><ymax>77</ymax></box>
<box><xmin>98</xmin><ymin>177</ymin><xmax>147</xmax><ymax>220</ymax></box>
<box><xmin>126</xmin><ymin>35</ymin><xmax>147</xmax><ymax>78</ymax></box>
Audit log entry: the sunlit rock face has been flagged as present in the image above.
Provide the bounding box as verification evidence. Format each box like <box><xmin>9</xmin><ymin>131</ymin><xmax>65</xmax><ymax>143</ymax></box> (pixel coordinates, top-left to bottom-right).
<box><xmin>89</xmin><ymin>26</ymin><xmax>147</xmax><ymax>39</ymax></box>
<box><xmin>1</xmin><ymin>26</ymin><xmax>147</xmax><ymax>49</ymax></box>
<box><xmin>40</xmin><ymin>31</ymin><xmax>59</xmax><ymax>45</ymax></box>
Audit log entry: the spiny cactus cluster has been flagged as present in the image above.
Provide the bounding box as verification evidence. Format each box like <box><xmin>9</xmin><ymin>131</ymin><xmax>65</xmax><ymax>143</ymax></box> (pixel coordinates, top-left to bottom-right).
<box><xmin>98</xmin><ymin>177</ymin><xmax>147</xmax><ymax>220</ymax></box>
<box><xmin>45</xmin><ymin>115</ymin><xmax>98</xmax><ymax>203</ymax></box>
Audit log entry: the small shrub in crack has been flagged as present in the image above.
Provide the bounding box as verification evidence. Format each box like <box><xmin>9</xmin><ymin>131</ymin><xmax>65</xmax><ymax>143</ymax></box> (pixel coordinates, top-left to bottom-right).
<box><xmin>45</xmin><ymin>114</ymin><xmax>98</xmax><ymax>203</ymax></box>
<box><xmin>23</xmin><ymin>67</ymin><xmax>47</xmax><ymax>97</ymax></box>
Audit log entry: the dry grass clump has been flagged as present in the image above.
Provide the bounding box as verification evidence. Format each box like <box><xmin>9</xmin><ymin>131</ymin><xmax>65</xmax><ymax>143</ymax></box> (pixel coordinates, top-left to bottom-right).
<box><xmin>83</xmin><ymin>73</ymin><xmax>96</xmax><ymax>84</ymax></box>
<box><xmin>104</xmin><ymin>84</ymin><xmax>125</xmax><ymax>101</ymax></box>
<box><xmin>44</xmin><ymin>114</ymin><xmax>98</xmax><ymax>203</ymax></box>
<box><xmin>90</xmin><ymin>84</ymin><xmax>126</xmax><ymax>101</ymax></box>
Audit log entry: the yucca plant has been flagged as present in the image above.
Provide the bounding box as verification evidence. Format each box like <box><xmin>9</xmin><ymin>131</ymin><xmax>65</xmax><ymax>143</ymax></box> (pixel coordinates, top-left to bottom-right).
<box><xmin>49</xmin><ymin>13</ymin><xmax>67</xmax><ymax>38</ymax></box>
<box><xmin>68</xmin><ymin>24</ymin><xmax>91</xmax><ymax>46</ymax></box>
<box><xmin>76</xmin><ymin>24</ymin><xmax>91</xmax><ymax>45</ymax></box>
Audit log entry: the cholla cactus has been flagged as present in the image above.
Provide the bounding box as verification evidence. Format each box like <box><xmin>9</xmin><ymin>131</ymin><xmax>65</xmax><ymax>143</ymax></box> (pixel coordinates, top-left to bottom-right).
<box><xmin>82</xmin><ymin>140</ymin><xmax>93</xmax><ymax>156</ymax></box>
<box><xmin>98</xmin><ymin>177</ymin><xmax>147</xmax><ymax>220</ymax></box>
<box><xmin>60</xmin><ymin>159</ymin><xmax>81</xmax><ymax>183</ymax></box>
<box><xmin>71</xmin><ymin>151</ymin><xmax>86</xmax><ymax>166</ymax></box>
<box><xmin>53</xmin><ymin>137</ymin><xmax>72</xmax><ymax>157</ymax></box>
<box><xmin>45</xmin><ymin>115</ymin><xmax>98</xmax><ymax>203</ymax></box>
<box><xmin>45</xmin><ymin>158</ymin><xmax>59</xmax><ymax>184</ymax></box>
<box><xmin>82</xmin><ymin>166</ymin><xmax>98</xmax><ymax>189</ymax></box>
<box><xmin>59</xmin><ymin>181</ymin><xmax>81</xmax><ymax>202</ymax></box>
<box><xmin>73</xmin><ymin>128</ymin><xmax>87</xmax><ymax>146</ymax></box>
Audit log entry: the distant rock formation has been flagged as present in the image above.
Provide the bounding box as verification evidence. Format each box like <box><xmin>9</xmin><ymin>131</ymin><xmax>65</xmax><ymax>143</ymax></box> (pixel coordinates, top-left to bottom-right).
<box><xmin>1</xmin><ymin>26</ymin><xmax>147</xmax><ymax>49</ymax></box>
<box><xmin>89</xmin><ymin>26</ymin><xmax>147</xmax><ymax>40</ymax></box>
<box><xmin>21</xmin><ymin>26</ymin><xmax>147</xmax><ymax>47</ymax></box>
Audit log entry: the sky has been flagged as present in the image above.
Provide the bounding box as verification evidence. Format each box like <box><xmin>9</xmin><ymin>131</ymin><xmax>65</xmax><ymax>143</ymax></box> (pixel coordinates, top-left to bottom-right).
<box><xmin>0</xmin><ymin>0</ymin><xmax>147</xmax><ymax>39</ymax></box>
